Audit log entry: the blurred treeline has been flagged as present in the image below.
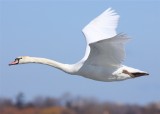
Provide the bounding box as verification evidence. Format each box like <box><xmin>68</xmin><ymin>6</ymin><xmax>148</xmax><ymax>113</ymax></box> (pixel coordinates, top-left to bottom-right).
<box><xmin>0</xmin><ymin>93</ymin><xmax>160</xmax><ymax>114</ymax></box>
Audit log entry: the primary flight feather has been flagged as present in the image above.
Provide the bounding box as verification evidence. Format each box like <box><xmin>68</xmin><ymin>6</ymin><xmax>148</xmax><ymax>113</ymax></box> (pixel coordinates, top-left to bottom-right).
<box><xmin>9</xmin><ymin>8</ymin><xmax>149</xmax><ymax>82</ymax></box>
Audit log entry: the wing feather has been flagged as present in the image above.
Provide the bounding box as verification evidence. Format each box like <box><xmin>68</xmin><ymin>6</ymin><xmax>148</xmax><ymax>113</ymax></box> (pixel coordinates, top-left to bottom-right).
<box><xmin>82</xmin><ymin>8</ymin><xmax>120</xmax><ymax>44</ymax></box>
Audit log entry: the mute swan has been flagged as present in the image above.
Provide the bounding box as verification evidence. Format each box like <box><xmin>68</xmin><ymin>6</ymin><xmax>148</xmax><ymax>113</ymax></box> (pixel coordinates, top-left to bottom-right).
<box><xmin>9</xmin><ymin>8</ymin><xmax>149</xmax><ymax>82</ymax></box>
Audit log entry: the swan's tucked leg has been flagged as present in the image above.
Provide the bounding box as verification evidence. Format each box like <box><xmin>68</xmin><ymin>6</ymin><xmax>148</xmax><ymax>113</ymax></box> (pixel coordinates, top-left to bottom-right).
<box><xmin>122</xmin><ymin>70</ymin><xmax>149</xmax><ymax>78</ymax></box>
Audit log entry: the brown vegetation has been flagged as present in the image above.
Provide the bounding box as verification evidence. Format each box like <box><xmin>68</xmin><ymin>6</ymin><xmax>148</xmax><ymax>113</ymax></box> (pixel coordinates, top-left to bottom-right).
<box><xmin>0</xmin><ymin>93</ymin><xmax>160</xmax><ymax>114</ymax></box>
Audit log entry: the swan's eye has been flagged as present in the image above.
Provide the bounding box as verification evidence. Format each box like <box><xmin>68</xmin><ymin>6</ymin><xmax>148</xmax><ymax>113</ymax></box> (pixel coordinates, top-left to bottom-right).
<box><xmin>15</xmin><ymin>58</ymin><xmax>22</xmax><ymax>62</ymax></box>
<box><xmin>15</xmin><ymin>57</ymin><xmax>22</xmax><ymax>64</ymax></box>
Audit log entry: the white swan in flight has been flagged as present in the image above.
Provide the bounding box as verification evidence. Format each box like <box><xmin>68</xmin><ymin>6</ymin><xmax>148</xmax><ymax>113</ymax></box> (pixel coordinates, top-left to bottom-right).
<box><xmin>9</xmin><ymin>8</ymin><xmax>149</xmax><ymax>82</ymax></box>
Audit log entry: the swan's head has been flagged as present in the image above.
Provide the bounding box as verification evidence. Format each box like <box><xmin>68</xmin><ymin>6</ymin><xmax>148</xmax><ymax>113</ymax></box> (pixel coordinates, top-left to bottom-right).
<box><xmin>9</xmin><ymin>56</ymin><xmax>31</xmax><ymax>65</ymax></box>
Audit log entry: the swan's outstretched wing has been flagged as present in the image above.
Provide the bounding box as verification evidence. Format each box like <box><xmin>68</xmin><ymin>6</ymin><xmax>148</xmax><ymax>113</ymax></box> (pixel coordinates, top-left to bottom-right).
<box><xmin>84</xmin><ymin>34</ymin><xmax>129</xmax><ymax>69</ymax></box>
<box><xmin>81</xmin><ymin>8</ymin><xmax>120</xmax><ymax>62</ymax></box>
<box><xmin>81</xmin><ymin>8</ymin><xmax>129</xmax><ymax>69</ymax></box>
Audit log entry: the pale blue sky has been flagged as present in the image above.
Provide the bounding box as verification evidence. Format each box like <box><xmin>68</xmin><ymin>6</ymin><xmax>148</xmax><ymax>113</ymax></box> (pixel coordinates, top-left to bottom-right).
<box><xmin>0</xmin><ymin>0</ymin><xmax>160</xmax><ymax>105</ymax></box>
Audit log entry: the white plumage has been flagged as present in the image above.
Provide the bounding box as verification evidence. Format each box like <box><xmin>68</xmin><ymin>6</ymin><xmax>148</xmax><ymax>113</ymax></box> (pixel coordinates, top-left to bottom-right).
<box><xmin>9</xmin><ymin>8</ymin><xmax>149</xmax><ymax>82</ymax></box>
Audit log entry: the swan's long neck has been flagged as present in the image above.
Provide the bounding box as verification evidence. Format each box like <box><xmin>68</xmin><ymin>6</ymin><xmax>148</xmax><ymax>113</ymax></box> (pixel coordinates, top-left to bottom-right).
<box><xmin>25</xmin><ymin>57</ymin><xmax>76</xmax><ymax>74</ymax></box>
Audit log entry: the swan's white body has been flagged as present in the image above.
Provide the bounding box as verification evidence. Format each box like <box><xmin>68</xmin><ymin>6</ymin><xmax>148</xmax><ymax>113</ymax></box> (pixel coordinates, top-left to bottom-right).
<box><xmin>9</xmin><ymin>8</ymin><xmax>149</xmax><ymax>82</ymax></box>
